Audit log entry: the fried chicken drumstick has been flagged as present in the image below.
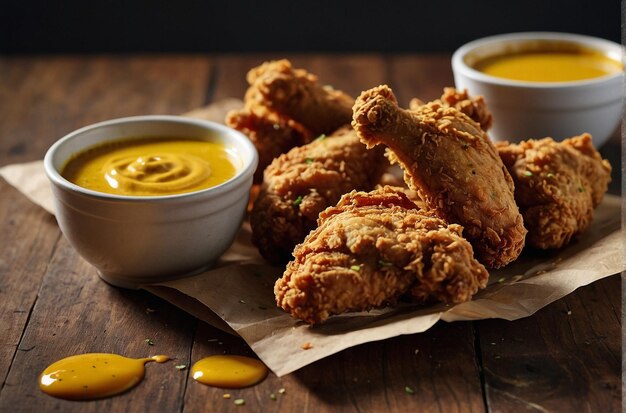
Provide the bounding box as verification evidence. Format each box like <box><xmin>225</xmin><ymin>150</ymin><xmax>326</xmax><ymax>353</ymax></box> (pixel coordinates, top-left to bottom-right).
<box><xmin>352</xmin><ymin>85</ymin><xmax>526</xmax><ymax>268</ymax></box>
<box><xmin>226</xmin><ymin>60</ymin><xmax>354</xmax><ymax>181</ymax></box>
<box><xmin>496</xmin><ymin>133</ymin><xmax>611</xmax><ymax>249</ymax></box>
<box><xmin>251</xmin><ymin>126</ymin><xmax>387</xmax><ymax>264</ymax></box>
<box><xmin>275</xmin><ymin>187</ymin><xmax>489</xmax><ymax>324</ymax></box>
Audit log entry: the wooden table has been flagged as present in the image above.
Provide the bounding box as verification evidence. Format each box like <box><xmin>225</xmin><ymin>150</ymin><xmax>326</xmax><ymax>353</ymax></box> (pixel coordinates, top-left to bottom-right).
<box><xmin>0</xmin><ymin>54</ymin><xmax>621</xmax><ymax>412</ymax></box>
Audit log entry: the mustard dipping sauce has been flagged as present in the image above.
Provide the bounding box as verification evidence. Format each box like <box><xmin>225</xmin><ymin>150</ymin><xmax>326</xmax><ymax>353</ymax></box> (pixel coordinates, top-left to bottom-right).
<box><xmin>191</xmin><ymin>355</ymin><xmax>268</xmax><ymax>388</ymax></box>
<box><xmin>474</xmin><ymin>50</ymin><xmax>622</xmax><ymax>82</ymax></box>
<box><xmin>39</xmin><ymin>353</ymin><xmax>170</xmax><ymax>400</ymax></box>
<box><xmin>61</xmin><ymin>138</ymin><xmax>238</xmax><ymax>196</ymax></box>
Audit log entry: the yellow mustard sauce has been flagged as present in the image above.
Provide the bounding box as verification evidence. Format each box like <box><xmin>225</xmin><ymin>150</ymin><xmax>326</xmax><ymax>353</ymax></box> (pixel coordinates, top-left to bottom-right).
<box><xmin>38</xmin><ymin>353</ymin><xmax>170</xmax><ymax>400</ymax></box>
<box><xmin>62</xmin><ymin>138</ymin><xmax>238</xmax><ymax>196</ymax></box>
<box><xmin>474</xmin><ymin>50</ymin><xmax>622</xmax><ymax>82</ymax></box>
<box><xmin>191</xmin><ymin>355</ymin><xmax>268</xmax><ymax>388</ymax></box>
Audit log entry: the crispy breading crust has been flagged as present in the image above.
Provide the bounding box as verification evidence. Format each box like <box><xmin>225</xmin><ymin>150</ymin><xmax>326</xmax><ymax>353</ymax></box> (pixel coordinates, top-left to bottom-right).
<box><xmin>251</xmin><ymin>127</ymin><xmax>387</xmax><ymax>264</ymax></box>
<box><xmin>410</xmin><ymin>87</ymin><xmax>494</xmax><ymax>131</ymax></box>
<box><xmin>352</xmin><ymin>85</ymin><xmax>526</xmax><ymax>268</ymax></box>
<box><xmin>275</xmin><ymin>187</ymin><xmax>489</xmax><ymax>324</ymax></box>
<box><xmin>226</xmin><ymin>59</ymin><xmax>354</xmax><ymax>182</ymax></box>
<box><xmin>496</xmin><ymin>134</ymin><xmax>611</xmax><ymax>249</ymax></box>
<box><xmin>250</xmin><ymin>59</ymin><xmax>355</xmax><ymax>134</ymax></box>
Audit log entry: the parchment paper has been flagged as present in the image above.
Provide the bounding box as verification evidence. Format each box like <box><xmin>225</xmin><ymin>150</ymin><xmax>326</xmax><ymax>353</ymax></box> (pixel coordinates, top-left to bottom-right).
<box><xmin>1</xmin><ymin>99</ymin><xmax>623</xmax><ymax>377</ymax></box>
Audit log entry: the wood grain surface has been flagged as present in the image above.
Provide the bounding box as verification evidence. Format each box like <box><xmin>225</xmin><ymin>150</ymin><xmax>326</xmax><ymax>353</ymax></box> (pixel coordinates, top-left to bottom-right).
<box><xmin>0</xmin><ymin>54</ymin><xmax>621</xmax><ymax>413</ymax></box>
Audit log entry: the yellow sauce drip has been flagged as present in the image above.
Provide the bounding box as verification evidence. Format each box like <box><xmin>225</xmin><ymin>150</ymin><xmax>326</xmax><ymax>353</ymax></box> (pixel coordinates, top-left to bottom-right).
<box><xmin>38</xmin><ymin>353</ymin><xmax>170</xmax><ymax>400</ymax></box>
<box><xmin>62</xmin><ymin>138</ymin><xmax>238</xmax><ymax>196</ymax></box>
<box><xmin>474</xmin><ymin>51</ymin><xmax>622</xmax><ymax>82</ymax></box>
<box><xmin>191</xmin><ymin>355</ymin><xmax>268</xmax><ymax>388</ymax></box>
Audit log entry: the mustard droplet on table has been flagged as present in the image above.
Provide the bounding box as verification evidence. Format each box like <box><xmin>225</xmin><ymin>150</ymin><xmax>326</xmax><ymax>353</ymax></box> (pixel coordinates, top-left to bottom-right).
<box><xmin>38</xmin><ymin>353</ymin><xmax>169</xmax><ymax>400</ymax></box>
<box><xmin>191</xmin><ymin>355</ymin><xmax>268</xmax><ymax>388</ymax></box>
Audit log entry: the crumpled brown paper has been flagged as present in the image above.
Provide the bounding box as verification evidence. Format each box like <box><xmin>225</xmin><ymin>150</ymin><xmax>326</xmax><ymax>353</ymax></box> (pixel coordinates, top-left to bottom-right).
<box><xmin>1</xmin><ymin>99</ymin><xmax>623</xmax><ymax>377</ymax></box>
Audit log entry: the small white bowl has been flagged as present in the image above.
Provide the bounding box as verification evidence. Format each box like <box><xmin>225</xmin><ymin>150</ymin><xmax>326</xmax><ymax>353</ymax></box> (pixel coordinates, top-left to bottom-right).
<box><xmin>452</xmin><ymin>32</ymin><xmax>623</xmax><ymax>146</ymax></box>
<box><xmin>44</xmin><ymin>116</ymin><xmax>258</xmax><ymax>289</ymax></box>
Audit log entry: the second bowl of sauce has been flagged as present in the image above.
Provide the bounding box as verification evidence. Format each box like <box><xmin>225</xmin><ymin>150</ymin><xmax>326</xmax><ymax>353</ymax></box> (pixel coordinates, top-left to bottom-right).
<box><xmin>452</xmin><ymin>32</ymin><xmax>623</xmax><ymax>144</ymax></box>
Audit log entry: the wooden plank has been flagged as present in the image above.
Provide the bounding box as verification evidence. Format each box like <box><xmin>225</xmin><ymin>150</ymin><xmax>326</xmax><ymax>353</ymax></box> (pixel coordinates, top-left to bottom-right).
<box><xmin>478</xmin><ymin>275</ymin><xmax>621</xmax><ymax>412</ymax></box>
<box><xmin>0</xmin><ymin>56</ymin><xmax>211</xmax><ymax>412</ymax></box>
<box><xmin>183</xmin><ymin>320</ymin><xmax>485</xmax><ymax>412</ymax></box>
<box><xmin>0</xmin><ymin>187</ymin><xmax>60</xmax><ymax>387</ymax></box>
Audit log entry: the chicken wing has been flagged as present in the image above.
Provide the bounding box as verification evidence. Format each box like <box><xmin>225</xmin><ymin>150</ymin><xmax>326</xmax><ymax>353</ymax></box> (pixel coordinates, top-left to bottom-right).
<box><xmin>352</xmin><ymin>85</ymin><xmax>526</xmax><ymax>268</ymax></box>
<box><xmin>226</xmin><ymin>59</ymin><xmax>354</xmax><ymax>182</ymax></box>
<box><xmin>251</xmin><ymin>126</ymin><xmax>387</xmax><ymax>264</ymax></box>
<box><xmin>275</xmin><ymin>186</ymin><xmax>489</xmax><ymax>324</ymax></box>
<box><xmin>496</xmin><ymin>133</ymin><xmax>611</xmax><ymax>249</ymax></box>
<box><xmin>248</xmin><ymin>59</ymin><xmax>355</xmax><ymax>134</ymax></box>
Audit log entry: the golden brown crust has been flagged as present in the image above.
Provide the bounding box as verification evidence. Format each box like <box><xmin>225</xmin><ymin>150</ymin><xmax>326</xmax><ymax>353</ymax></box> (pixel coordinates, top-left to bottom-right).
<box><xmin>250</xmin><ymin>127</ymin><xmax>387</xmax><ymax>264</ymax></box>
<box><xmin>496</xmin><ymin>133</ymin><xmax>611</xmax><ymax>249</ymax></box>
<box><xmin>409</xmin><ymin>87</ymin><xmax>493</xmax><ymax>131</ymax></box>
<box><xmin>226</xmin><ymin>107</ymin><xmax>314</xmax><ymax>183</ymax></box>
<box><xmin>352</xmin><ymin>85</ymin><xmax>526</xmax><ymax>268</ymax></box>
<box><xmin>226</xmin><ymin>59</ymin><xmax>354</xmax><ymax>182</ymax></box>
<box><xmin>275</xmin><ymin>187</ymin><xmax>489</xmax><ymax>324</ymax></box>
<box><xmin>250</xmin><ymin>60</ymin><xmax>355</xmax><ymax>134</ymax></box>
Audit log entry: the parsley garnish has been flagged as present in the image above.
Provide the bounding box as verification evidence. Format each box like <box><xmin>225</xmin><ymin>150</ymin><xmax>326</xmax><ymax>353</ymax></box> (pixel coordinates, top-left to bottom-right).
<box><xmin>293</xmin><ymin>196</ymin><xmax>303</xmax><ymax>207</ymax></box>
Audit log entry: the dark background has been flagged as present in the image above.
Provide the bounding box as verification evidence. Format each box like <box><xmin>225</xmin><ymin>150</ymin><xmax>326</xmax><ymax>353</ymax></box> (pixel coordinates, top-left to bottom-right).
<box><xmin>1</xmin><ymin>0</ymin><xmax>620</xmax><ymax>54</ymax></box>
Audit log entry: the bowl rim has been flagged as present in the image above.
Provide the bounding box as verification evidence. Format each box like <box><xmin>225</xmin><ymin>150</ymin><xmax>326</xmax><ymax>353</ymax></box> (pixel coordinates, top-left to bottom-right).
<box><xmin>452</xmin><ymin>31</ymin><xmax>624</xmax><ymax>89</ymax></box>
<box><xmin>43</xmin><ymin>115</ymin><xmax>258</xmax><ymax>203</ymax></box>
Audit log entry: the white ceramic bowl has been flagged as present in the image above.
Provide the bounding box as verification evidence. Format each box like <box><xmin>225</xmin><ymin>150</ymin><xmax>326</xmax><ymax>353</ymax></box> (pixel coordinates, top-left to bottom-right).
<box><xmin>452</xmin><ymin>32</ymin><xmax>623</xmax><ymax>146</ymax></box>
<box><xmin>44</xmin><ymin>116</ymin><xmax>258</xmax><ymax>289</ymax></box>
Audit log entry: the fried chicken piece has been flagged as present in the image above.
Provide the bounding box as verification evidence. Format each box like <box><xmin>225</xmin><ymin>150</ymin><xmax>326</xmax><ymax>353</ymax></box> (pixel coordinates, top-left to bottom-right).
<box><xmin>251</xmin><ymin>126</ymin><xmax>387</xmax><ymax>264</ymax></box>
<box><xmin>409</xmin><ymin>87</ymin><xmax>493</xmax><ymax>131</ymax></box>
<box><xmin>496</xmin><ymin>133</ymin><xmax>611</xmax><ymax>249</ymax></box>
<box><xmin>275</xmin><ymin>187</ymin><xmax>489</xmax><ymax>324</ymax></box>
<box><xmin>352</xmin><ymin>85</ymin><xmax>526</xmax><ymax>268</ymax></box>
<box><xmin>226</xmin><ymin>59</ymin><xmax>354</xmax><ymax>182</ymax></box>
<box><xmin>248</xmin><ymin>59</ymin><xmax>354</xmax><ymax>134</ymax></box>
<box><xmin>226</xmin><ymin>105</ymin><xmax>314</xmax><ymax>182</ymax></box>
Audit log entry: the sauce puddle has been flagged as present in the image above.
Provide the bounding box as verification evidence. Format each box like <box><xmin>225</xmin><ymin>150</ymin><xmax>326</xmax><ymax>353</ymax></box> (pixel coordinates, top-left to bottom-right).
<box><xmin>191</xmin><ymin>355</ymin><xmax>268</xmax><ymax>388</ymax></box>
<box><xmin>39</xmin><ymin>353</ymin><xmax>169</xmax><ymax>400</ymax></box>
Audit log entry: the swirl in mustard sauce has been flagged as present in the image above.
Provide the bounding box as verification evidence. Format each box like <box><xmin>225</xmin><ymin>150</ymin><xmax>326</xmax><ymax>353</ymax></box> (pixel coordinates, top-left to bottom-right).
<box><xmin>62</xmin><ymin>138</ymin><xmax>238</xmax><ymax>196</ymax></box>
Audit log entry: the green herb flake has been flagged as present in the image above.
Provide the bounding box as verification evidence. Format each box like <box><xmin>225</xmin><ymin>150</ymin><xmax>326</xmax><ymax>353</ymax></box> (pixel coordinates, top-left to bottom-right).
<box><xmin>305</xmin><ymin>158</ymin><xmax>314</xmax><ymax>165</ymax></box>
<box><xmin>546</xmin><ymin>173</ymin><xmax>555</xmax><ymax>178</ymax></box>
<box><xmin>272</xmin><ymin>123</ymin><xmax>280</xmax><ymax>130</ymax></box>
<box><xmin>175</xmin><ymin>364</ymin><xmax>187</xmax><ymax>370</ymax></box>
<box><xmin>404</xmin><ymin>386</ymin><xmax>415</xmax><ymax>395</ymax></box>
<box><xmin>522</xmin><ymin>171</ymin><xmax>533</xmax><ymax>177</ymax></box>
<box><xmin>578</xmin><ymin>186</ymin><xmax>585</xmax><ymax>192</ymax></box>
<box><xmin>350</xmin><ymin>265</ymin><xmax>361</xmax><ymax>272</ymax></box>
<box><xmin>378</xmin><ymin>260</ymin><xmax>393</xmax><ymax>267</ymax></box>
<box><xmin>145</xmin><ymin>338</ymin><xmax>155</xmax><ymax>346</ymax></box>
<box><xmin>293</xmin><ymin>196</ymin><xmax>303</xmax><ymax>207</ymax></box>
<box><xmin>315</xmin><ymin>134</ymin><xmax>326</xmax><ymax>141</ymax></box>
<box><xmin>270</xmin><ymin>393</ymin><xmax>277</xmax><ymax>401</ymax></box>
<box><xmin>233</xmin><ymin>398</ymin><xmax>245</xmax><ymax>406</ymax></box>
